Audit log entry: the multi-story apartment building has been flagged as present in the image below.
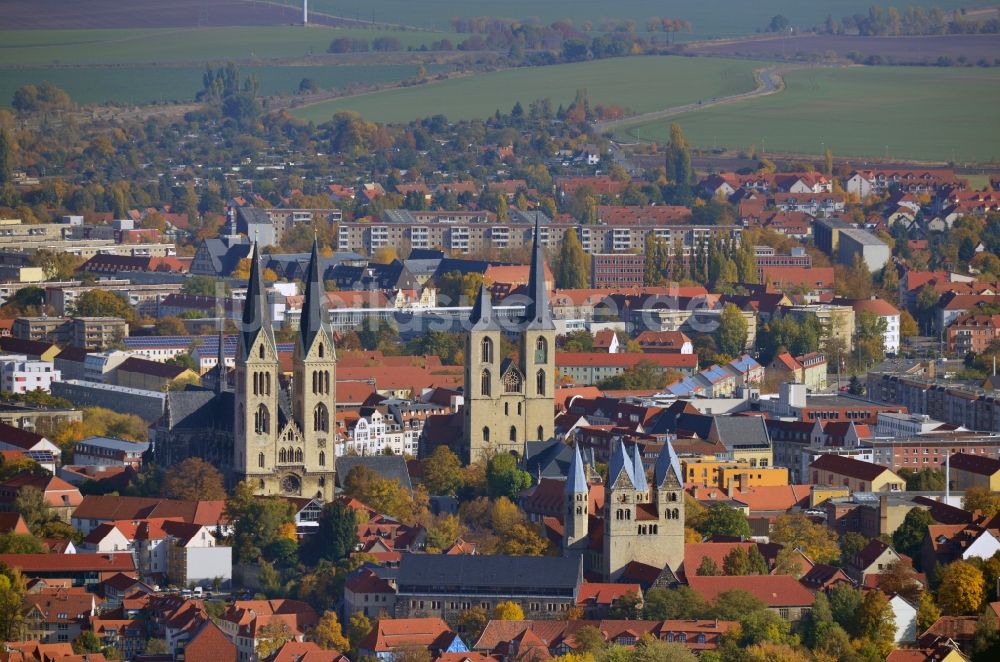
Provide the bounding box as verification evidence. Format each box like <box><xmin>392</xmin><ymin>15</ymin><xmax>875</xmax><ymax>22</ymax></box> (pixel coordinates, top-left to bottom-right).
<box><xmin>0</xmin><ymin>355</ymin><xmax>60</xmax><ymax>394</ymax></box>
<box><xmin>867</xmin><ymin>372</ymin><xmax>1000</xmax><ymax>433</ymax></box>
<box><xmin>753</xmin><ymin>246</ymin><xmax>811</xmax><ymax>281</ymax></box>
<box><xmin>590</xmin><ymin>253</ymin><xmax>645</xmax><ymax>288</ymax></box>
<box><xmin>787</xmin><ymin>304</ymin><xmax>856</xmax><ymax>352</ymax></box>
<box><xmin>947</xmin><ymin>313</ymin><xmax>1000</xmax><ymax>355</ymax></box>
<box><xmin>867</xmin><ymin>432</ymin><xmax>1000</xmax><ymax>471</ymax></box>
<box><xmin>337</xmin><ymin>398</ymin><xmax>450</xmax><ymax>457</ymax></box>
<box><xmin>13</xmin><ymin>316</ymin><xmax>129</xmax><ymax>349</ymax></box>
<box><xmin>335</xmin><ymin>214</ymin><xmax>742</xmax><ymax>258</ymax></box>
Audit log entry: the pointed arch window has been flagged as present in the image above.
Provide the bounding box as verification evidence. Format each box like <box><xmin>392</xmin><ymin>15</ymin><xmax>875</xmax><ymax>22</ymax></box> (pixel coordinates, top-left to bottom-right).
<box><xmin>536</xmin><ymin>369</ymin><xmax>546</xmax><ymax>396</ymax></box>
<box><xmin>312</xmin><ymin>371</ymin><xmax>318</xmax><ymax>395</ymax></box>
<box><xmin>482</xmin><ymin>427</ymin><xmax>490</xmax><ymax>444</ymax></box>
<box><xmin>318</xmin><ymin>342</ymin><xmax>324</xmax><ymax>358</ymax></box>
<box><xmin>537</xmin><ymin>425</ymin><xmax>544</xmax><ymax>441</ymax></box>
<box><xmin>295</xmin><ymin>448</ymin><xmax>304</xmax><ymax>463</ymax></box>
<box><xmin>279</xmin><ymin>448</ymin><xmax>288</xmax><ymax>463</ymax></box>
<box><xmin>481</xmin><ymin>337</ymin><xmax>493</xmax><ymax>364</ymax></box>
<box><xmin>259</xmin><ymin>345</ymin><xmax>265</xmax><ymax>359</ymax></box>
<box><xmin>535</xmin><ymin>336</ymin><xmax>548</xmax><ymax>363</ymax></box>
<box><xmin>503</xmin><ymin>370</ymin><xmax>521</xmax><ymax>394</ymax></box>
<box><xmin>481</xmin><ymin>369</ymin><xmax>491</xmax><ymax>397</ymax></box>
<box><xmin>258</xmin><ymin>453</ymin><xmax>265</xmax><ymax>468</ymax></box>
<box><xmin>314</xmin><ymin>403</ymin><xmax>329</xmax><ymax>432</ymax></box>
<box><xmin>265</xmin><ymin>372</ymin><xmax>271</xmax><ymax>395</ymax></box>
<box><xmin>254</xmin><ymin>404</ymin><xmax>270</xmax><ymax>434</ymax></box>
<box><xmin>509</xmin><ymin>426</ymin><xmax>517</xmax><ymax>443</ymax></box>
<box><xmin>319</xmin><ymin>451</ymin><xmax>326</xmax><ymax>466</ymax></box>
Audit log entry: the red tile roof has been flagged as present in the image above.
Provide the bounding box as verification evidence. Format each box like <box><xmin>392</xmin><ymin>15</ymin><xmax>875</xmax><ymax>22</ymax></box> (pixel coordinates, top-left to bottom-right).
<box><xmin>0</xmin><ymin>552</ymin><xmax>136</xmax><ymax>574</ymax></box>
<box><xmin>360</xmin><ymin>617</ymin><xmax>457</xmax><ymax>653</ymax></box>
<box><xmin>556</xmin><ymin>352</ymin><xmax>697</xmax><ymax>369</ymax></box>
<box><xmin>686</xmin><ymin>575</ymin><xmax>814</xmax><ymax>607</ymax></box>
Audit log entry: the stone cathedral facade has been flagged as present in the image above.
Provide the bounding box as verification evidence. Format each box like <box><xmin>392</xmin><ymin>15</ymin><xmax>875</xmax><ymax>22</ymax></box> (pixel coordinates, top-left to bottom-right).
<box><xmin>463</xmin><ymin>219</ymin><xmax>555</xmax><ymax>463</ymax></box>
<box><xmin>233</xmin><ymin>239</ymin><xmax>337</xmax><ymax>499</ymax></box>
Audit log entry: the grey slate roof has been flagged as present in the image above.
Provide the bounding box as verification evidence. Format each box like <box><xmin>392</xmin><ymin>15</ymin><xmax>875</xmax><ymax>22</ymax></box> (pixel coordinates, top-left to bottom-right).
<box><xmin>163</xmin><ymin>389</ymin><xmax>234</xmax><ymax>432</ymax></box>
<box><xmin>336</xmin><ymin>455</ymin><xmax>412</xmax><ymax>493</ymax></box>
<box><xmin>565</xmin><ymin>443</ymin><xmax>588</xmax><ymax>495</ymax></box>
<box><xmin>711</xmin><ymin>416</ymin><xmax>772</xmax><ymax>450</ymax></box>
<box><xmin>469</xmin><ymin>283</ymin><xmax>500</xmax><ymax>332</ymax></box>
<box><xmin>77</xmin><ymin>437</ymin><xmax>151</xmax><ymax>454</ymax></box>
<box><xmin>524</xmin><ymin>439</ymin><xmax>573</xmax><ymax>481</ymax></box>
<box><xmin>396</xmin><ymin>553</ymin><xmax>581</xmax><ymax>593</ymax></box>
<box><xmin>631</xmin><ymin>444</ymin><xmax>648</xmax><ymax>492</ymax></box>
<box><xmin>608</xmin><ymin>440</ymin><xmax>635</xmax><ymax>489</ymax></box>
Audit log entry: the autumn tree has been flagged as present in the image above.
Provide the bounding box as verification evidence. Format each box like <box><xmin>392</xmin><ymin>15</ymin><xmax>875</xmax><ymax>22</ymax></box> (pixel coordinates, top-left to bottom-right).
<box><xmin>664</xmin><ymin>123</ymin><xmax>693</xmax><ymax>186</ymax></box>
<box><xmin>0</xmin><ymin>533</ymin><xmax>45</xmax><ymax>554</ymax></box>
<box><xmin>696</xmin><ymin>556</ymin><xmax>720</xmax><ymax>576</ymax></box>
<box><xmin>916</xmin><ymin>591</ymin><xmax>941</xmax><ymax>631</ymax></box>
<box><xmin>311</xmin><ymin>610</ymin><xmax>350</xmax><ymax>651</ymax></box>
<box><xmin>256</xmin><ymin>620</ymin><xmax>293</xmax><ymax>658</ymax></box>
<box><xmin>857</xmin><ymin>589</ymin><xmax>896</xmax><ymax>658</ymax></box>
<box><xmin>73</xmin><ymin>289</ymin><xmax>137</xmax><ymax>322</ymax></box>
<box><xmin>877</xmin><ymin>558</ymin><xmax>923</xmax><ymax>605</ymax></box>
<box><xmin>0</xmin><ymin>568</ymin><xmax>25</xmax><ymax>641</ymax></box>
<box><xmin>937</xmin><ymin>560</ymin><xmax>985</xmax><ymax>615</ymax></box>
<box><xmin>342</xmin><ymin>465</ymin><xmax>423</xmax><ymax>524</ymax></box>
<box><xmin>769</xmin><ymin>513</ymin><xmax>839</xmax><ymax>564</ymax></box>
<box><xmin>422</xmin><ymin>446</ymin><xmax>464</xmax><ymax>496</ymax></box>
<box><xmin>492</xmin><ymin>600</ymin><xmax>525</xmax><ymax>620</ymax></box>
<box><xmin>161</xmin><ymin>458</ymin><xmax>226</xmax><ymax>501</ymax></box>
<box><xmin>424</xmin><ymin>514</ymin><xmax>462</xmax><ymax>552</ymax></box>
<box><xmin>963</xmin><ymin>487</ymin><xmax>1000</xmax><ymax>518</ymax></box>
<box><xmin>556</xmin><ymin>228</ymin><xmax>589</xmax><ymax>289</ymax></box>
<box><xmin>722</xmin><ymin>547</ymin><xmax>751</xmax><ymax>576</ymax></box>
<box><xmin>490</xmin><ymin>497</ymin><xmax>548</xmax><ymax>556</ymax></box>
<box><xmin>456</xmin><ymin>606</ymin><xmax>488</xmax><ymax>643</ymax></box>
<box><xmin>225</xmin><ymin>481</ymin><xmax>296</xmax><ymax>563</ymax></box>
<box><xmin>347</xmin><ymin>612</ymin><xmax>372</xmax><ymax>650</ymax></box>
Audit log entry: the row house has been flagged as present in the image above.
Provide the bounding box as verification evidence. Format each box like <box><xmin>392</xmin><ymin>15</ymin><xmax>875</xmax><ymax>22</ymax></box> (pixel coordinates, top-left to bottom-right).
<box><xmin>337</xmin><ymin>398</ymin><xmax>450</xmax><ymax>457</ymax></box>
<box><xmin>772</xmin><ymin>192</ymin><xmax>845</xmax><ymax>217</ymax></box>
<box><xmin>846</xmin><ymin>168</ymin><xmax>961</xmax><ymax>199</ymax></box>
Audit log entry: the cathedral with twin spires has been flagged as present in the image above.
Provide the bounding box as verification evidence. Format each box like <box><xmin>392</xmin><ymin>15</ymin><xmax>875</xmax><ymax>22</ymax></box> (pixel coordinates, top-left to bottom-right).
<box><xmin>233</xmin><ymin>238</ymin><xmax>337</xmax><ymax>499</ymax></box>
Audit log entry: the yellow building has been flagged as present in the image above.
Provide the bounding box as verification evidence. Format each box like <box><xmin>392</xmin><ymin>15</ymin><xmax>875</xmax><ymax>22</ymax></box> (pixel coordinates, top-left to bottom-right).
<box><xmin>809</xmin><ymin>485</ymin><xmax>850</xmax><ymax>507</ymax></box>
<box><xmin>682</xmin><ymin>456</ymin><xmax>789</xmax><ymax>489</ymax></box>
<box><xmin>949</xmin><ymin>452</ymin><xmax>1000</xmax><ymax>491</ymax></box>
<box><xmin>810</xmin><ymin>454</ymin><xmax>904</xmax><ymax>492</ymax></box>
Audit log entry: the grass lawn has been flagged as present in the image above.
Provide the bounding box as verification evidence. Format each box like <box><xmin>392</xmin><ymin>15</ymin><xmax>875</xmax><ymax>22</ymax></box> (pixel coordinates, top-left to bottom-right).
<box><xmin>0</xmin><ymin>25</ymin><xmax>434</xmax><ymax>66</ymax></box>
<box><xmin>291</xmin><ymin>56</ymin><xmax>760</xmax><ymax>124</ymax></box>
<box><xmin>618</xmin><ymin>66</ymin><xmax>1000</xmax><ymax>164</ymax></box>
<box><xmin>0</xmin><ymin>64</ymin><xmax>439</xmax><ymax>106</ymax></box>
<box><xmin>287</xmin><ymin>0</ymin><xmax>994</xmax><ymax>38</ymax></box>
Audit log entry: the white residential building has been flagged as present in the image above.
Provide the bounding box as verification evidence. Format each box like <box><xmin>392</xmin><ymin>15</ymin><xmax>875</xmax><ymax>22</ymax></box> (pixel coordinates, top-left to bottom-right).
<box><xmin>336</xmin><ymin>398</ymin><xmax>449</xmax><ymax>458</ymax></box>
<box><xmin>888</xmin><ymin>595</ymin><xmax>918</xmax><ymax>643</ymax></box>
<box><xmin>0</xmin><ymin>355</ymin><xmax>60</xmax><ymax>394</ymax></box>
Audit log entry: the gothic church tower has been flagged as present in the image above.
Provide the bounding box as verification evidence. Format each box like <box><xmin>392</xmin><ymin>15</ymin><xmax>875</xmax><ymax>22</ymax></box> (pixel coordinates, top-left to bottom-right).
<box><xmin>234</xmin><ymin>240</ymin><xmax>336</xmax><ymax>499</ymax></box>
<box><xmin>463</xmin><ymin>218</ymin><xmax>555</xmax><ymax>463</ymax></box>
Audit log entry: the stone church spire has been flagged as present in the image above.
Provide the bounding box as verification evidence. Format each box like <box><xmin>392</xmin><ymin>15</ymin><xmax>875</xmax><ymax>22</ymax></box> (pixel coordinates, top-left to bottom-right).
<box><xmin>523</xmin><ymin>216</ymin><xmax>554</xmax><ymax>331</ymax></box>
<box><xmin>241</xmin><ymin>241</ymin><xmax>273</xmax><ymax>354</ymax></box>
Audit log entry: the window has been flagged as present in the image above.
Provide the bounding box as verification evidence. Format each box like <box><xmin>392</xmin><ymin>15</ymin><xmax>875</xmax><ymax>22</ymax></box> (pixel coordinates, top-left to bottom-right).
<box><xmin>481</xmin><ymin>369</ymin><xmax>491</xmax><ymax>397</ymax></box>
<box><xmin>314</xmin><ymin>403</ymin><xmax>329</xmax><ymax>432</ymax></box>
<box><xmin>483</xmin><ymin>427</ymin><xmax>490</xmax><ymax>444</ymax></box>
<box><xmin>503</xmin><ymin>369</ymin><xmax>522</xmax><ymax>393</ymax></box>
<box><xmin>537</xmin><ymin>425</ymin><xmax>544</xmax><ymax>441</ymax></box>
<box><xmin>254</xmin><ymin>404</ymin><xmax>270</xmax><ymax>434</ymax></box>
<box><xmin>509</xmin><ymin>426</ymin><xmax>517</xmax><ymax>443</ymax></box>
<box><xmin>258</xmin><ymin>453</ymin><xmax>265</xmax><ymax>468</ymax></box>
<box><xmin>481</xmin><ymin>337</ymin><xmax>493</xmax><ymax>363</ymax></box>
<box><xmin>318</xmin><ymin>342</ymin><xmax>324</xmax><ymax>358</ymax></box>
<box><xmin>535</xmin><ymin>336</ymin><xmax>548</xmax><ymax>363</ymax></box>
<box><xmin>279</xmin><ymin>448</ymin><xmax>287</xmax><ymax>463</ymax></box>
<box><xmin>536</xmin><ymin>369</ymin><xmax>546</xmax><ymax>396</ymax></box>
<box><xmin>319</xmin><ymin>451</ymin><xmax>326</xmax><ymax>466</ymax></box>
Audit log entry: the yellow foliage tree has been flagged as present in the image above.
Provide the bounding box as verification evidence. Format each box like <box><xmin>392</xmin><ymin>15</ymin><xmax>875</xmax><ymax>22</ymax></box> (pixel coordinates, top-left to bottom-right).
<box><xmin>769</xmin><ymin>513</ymin><xmax>840</xmax><ymax>564</ymax></box>
<box><xmin>490</xmin><ymin>498</ymin><xmax>548</xmax><ymax>556</ymax></box>
<box><xmin>492</xmin><ymin>601</ymin><xmax>525</xmax><ymax>621</ymax></box>
<box><xmin>311</xmin><ymin>610</ymin><xmax>350</xmax><ymax>651</ymax></box>
<box><xmin>255</xmin><ymin>621</ymin><xmax>292</xmax><ymax>659</ymax></box>
<box><xmin>936</xmin><ymin>560</ymin><xmax>985</xmax><ymax>615</ymax></box>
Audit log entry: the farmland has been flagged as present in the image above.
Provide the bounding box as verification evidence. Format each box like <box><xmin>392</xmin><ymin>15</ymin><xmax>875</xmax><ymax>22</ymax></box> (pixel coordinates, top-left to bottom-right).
<box><xmin>0</xmin><ymin>64</ymin><xmax>439</xmax><ymax>107</ymax></box>
<box><xmin>279</xmin><ymin>0</ymin><xmax>995</xmax><ymax>38</ymax></box>
<box><xmin>291</xmin><ymin>56</ymin><xmax>761</xmax><ymax>124</ymax></box>
<box><xmin>617</xmin><ymin>65</ymin><xmax>1000</xmax><ymax>163</ymax></box>
<box><xmin>0</xmin><ymin>26</ymin><xmax>435</xmax><ymax>66</ymax></box>
<box><xmin>684</xmin><ymin>33</ymin><xmax>1000</xmax><ymax>65</ymax></box>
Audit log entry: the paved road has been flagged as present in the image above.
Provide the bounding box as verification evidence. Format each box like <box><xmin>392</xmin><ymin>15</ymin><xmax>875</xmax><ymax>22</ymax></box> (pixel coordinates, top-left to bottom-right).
<box><xmin>592</xmin><ymin>64</ymin><xmax>793</xmax><ymax>135</ymax></box>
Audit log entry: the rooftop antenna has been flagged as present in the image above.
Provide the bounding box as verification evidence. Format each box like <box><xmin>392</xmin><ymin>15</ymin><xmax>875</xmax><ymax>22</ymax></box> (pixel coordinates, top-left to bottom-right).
<box><xmin>303</xmin><ymin>0</ymin><xmax>308</xmax><ymax>25</ymax></box>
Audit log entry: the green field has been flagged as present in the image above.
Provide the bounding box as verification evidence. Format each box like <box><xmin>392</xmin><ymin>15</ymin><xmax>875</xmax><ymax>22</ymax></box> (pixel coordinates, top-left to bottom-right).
<box><xmin>0</xmin><ymin>64</ymin><xmax>440</xmax><ymax>106</ymax></box>
<box><xmin>286</xmin><ymin>0</ymin><xmax>995</xmax><ymax>38</ymax></box>
<box><xmin>618</xmin><ymin>66</ymin><xmax>1000</xmax><ymax>164</ymax></box>
<box><xmin>291</xmin><ymin>56</ymin><xmax>760</xmax><ymax>124</ymax></box>
<box><xmin>0</xmin><ymin>25</ymin><xmax>435</xmax><ymax>66</ymax></box>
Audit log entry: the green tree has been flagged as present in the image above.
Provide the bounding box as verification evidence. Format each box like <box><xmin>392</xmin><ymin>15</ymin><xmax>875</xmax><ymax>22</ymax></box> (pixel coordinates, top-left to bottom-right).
<box><xmin>608</xmin><ymin>591</ymin><xmax>643</xmax><ymax>620</ymax></box>
<box><xmin>144</xmin><ymin>639</ymin><xmax>169</xmax><ymax>655</ymax></box>
<box><xmin>696</xmin><ymin>556</ymin><xmax>720</xmax><ymax>576</ymax></box>
<box><xmin>456</xmin><ymin>606</ymin><xmax>488</xmax><ymax>643</ymax></box>
<box><xmin>225</xmin><ymin>481</ymin><xmax>296</xmax><ymax>563</ymax></box>
<box><xmin>695</xmin><ymin>504</ymin><xmax>752</xmax><ymax>539</ymax></box>
<box><xmin>0</xmin><ymin>532</ymin><xmax>45</xmax><ymax>554</ymax></box>
<box><xmin>963</xmin><ymin>487</ymin><xmax>1000</xmax><ymax>518</ymax></box>
<box><xmin>722</xmin><ymin>547</ymin><xmax>751</xmax><ymax>576</ymax></box>
<box><xmin>839</xmin><ymin>531</ymin><xmax>868</xmax><ymax>565</ymax></box>
<box><xmin>664</xmin><ymin>123</ymin><xmax>693</xmax><ymax>186</ymax></box>
<box><xmin>916</xmin><ymin>590</ymin><xmax>941</xmax><ymax>631</ymax></box>
<box><xmin>642</xmin><ymin>586</ymin><xmax>708</xmax><ymax>620</ymax></box>
<box><xmin>347</xmin><ymin>612</ymin><xmax>372</xmax><ymax>650</ymax></box>
<box><xmin>0</xmin><ymin>129</ymin><xmax>13</xmax><ymax>187</ymax></box>
<box><xmin>893</xmin><ymin>507</ymin><xmax>935</xmax><ymax>568</ymax></box>
<box><xmin>73</xmin><ymin>631</ymin><xmax>103</xmax><ymax>654</ymax></box>
<box><xmin>15</xmin><ymin>486</ymin><xmax>53</xmax><ymax>534</ymax></box>
<box><xmin>485</xmin><ymin>453</ymin><xmax>532</xmax><ymax>500</ymax></box>
<box><xmin>747</xmin><ymin>545</ymin><xmax>768</xmax><ymax>575</ymax></box>
<box><xmin>903</xmin><ymin>468</ymin><xmax>945</xmax><ymax>491</ymax></box>
<box><xmin>422</xmin><ymin>446</ymin><xmax>464</xmax><ymax>496</ymax></box>
<box><xmin>717</xmin><ymin>304</ymin><xmax>748</xmax><ymax>356</ymax></box>
<box><xmin>0</xmin><ymin>569</ymin><xmax>25</xmax><ymax>641</ymax></box>
<box><xmin>342</xmin><ymin>465</ymin><xmax>421</xmax><ymax>523</ymax></box>
<box><xmin>557</xmin><ymin>229</ymin><xmax>590</xmax><ymax>289</ymax></box>
<box><xmin>301</xmin><ymin>500</ymin><xmax>357</xmax><ymax>565</ymax></box>
<box><xmin>828</xmin><ymin>583</ymin><xmax>864</xmax><ymax>637</ymax></box>
<box><xmin>735</xmin><ymin>235</ymin><xmax>758</xmax><ymax>284</ymax></box>
<box><xmin>596</xmin><ymin>360</ymin><xmax>673</xmax><ymax>390</ymax></box>
<box><xmin>561</xmin><ymin>330</ymin><xmax>595</xmax><ymax>353</ymax></box>
<box><xmin>855</xmin><ymin>310</ymin><xmax>888</xmax><ymax>368</ymax></box>
<box><xmin>161</xmin><ymin>458</ymin><xmax>226</xmax><ymax>501</ymax></box>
